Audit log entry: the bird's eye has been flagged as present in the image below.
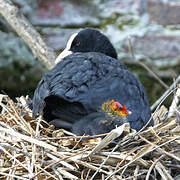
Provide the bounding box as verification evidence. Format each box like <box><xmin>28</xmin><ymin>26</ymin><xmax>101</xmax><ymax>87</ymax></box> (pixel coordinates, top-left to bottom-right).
<box><xmin>76</xmin><ymin>41</ymin><xmax>80</xmax><ymax>46</ymax></box>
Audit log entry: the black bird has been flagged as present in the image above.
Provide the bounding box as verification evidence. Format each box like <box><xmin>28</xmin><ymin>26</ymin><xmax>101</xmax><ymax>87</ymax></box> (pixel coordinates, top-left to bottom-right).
<box><xmin>32</xmin><ymin>28</ymin><xmax>153</xmax><ymax>134</ymax></box>
<box><xmin>72</xmin><ymin>100</ymin><xmax>131</xmax><ymax>136</ymax></box>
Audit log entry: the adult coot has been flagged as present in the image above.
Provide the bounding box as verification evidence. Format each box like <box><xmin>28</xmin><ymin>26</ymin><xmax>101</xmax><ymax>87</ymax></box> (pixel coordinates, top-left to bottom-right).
<box><xmin>32</xmin><ymin>28</ymin><xmax>153</xmax><ymax>133</ymax></box>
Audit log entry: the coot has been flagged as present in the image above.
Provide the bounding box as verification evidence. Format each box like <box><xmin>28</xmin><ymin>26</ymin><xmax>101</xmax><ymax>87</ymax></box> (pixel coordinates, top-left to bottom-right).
<box><xmin>32</xmin><ymin>28</ymin><xmax>153</xmax><ymax>133</ymax></box>
<box><xmin>72</xmin><ymin>100</ymin><xmax>131</xmax><ymax>135</ymax></box>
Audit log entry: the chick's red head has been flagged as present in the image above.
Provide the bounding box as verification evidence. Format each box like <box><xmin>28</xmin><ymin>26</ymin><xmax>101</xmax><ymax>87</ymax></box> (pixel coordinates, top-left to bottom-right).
<box><xmin>102</xmin><ymin>100</ymin><xmax>131</xmax><ymax>118</ymax></box>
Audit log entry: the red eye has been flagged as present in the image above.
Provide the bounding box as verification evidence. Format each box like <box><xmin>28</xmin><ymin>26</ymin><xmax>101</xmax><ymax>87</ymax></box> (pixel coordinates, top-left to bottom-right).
<box><xmin>76</xmin><ymin>41</ymin><xmax>80</xmax><ymax>46</ymax></box>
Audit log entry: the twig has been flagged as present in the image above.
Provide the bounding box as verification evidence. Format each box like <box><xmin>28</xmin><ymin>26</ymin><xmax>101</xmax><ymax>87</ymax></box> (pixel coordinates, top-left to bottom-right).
<box><xmin>35</xmin><ymin>164</ymin><xmax>59</xmax><ymax>180</ymax></box>
<box><xmin>46</xmin><ymin>152</ymin><xmax>77</xmax><ymax>171</ymax></box>
<box><xmin>155</xmin><ymin>161</ymin><xmax>174</xmax><ymax>180</ymax></box>
<box><xmin>105</xmin><ymin>136</ymin><xmax>180</xmax><ymax>179</ymax></box>
<box><xmin>133</xmin><ymin>165</ymin><xmax>140</xmax><ymax>180</ymax></box>
<box><xmin>90</xmin><ymin>141</ymin><xmax>120</xmax><ymax>180</ymax></box>
<box><xmin>88</xmin><ymin>123</ymin><xmax>129</xmax><ymax>156</ymax></box>
<box><xmin>168</xmin><ymin>84</ymin><xmax>180</xmax><ymax>118</ymax></box>
<box><xmin>40</xmin><ymin>133</ymin><xmax>108</xmax><ymax>140</ymax></box>
<box><xmin>138</xmin><ymin>87</ymin><xmax>177</xmax><ymax>133</ymax></box>
<box><xmin>146</xmin><ymin>149</ymin><xmax>179</xmax><ymax>180</ymax></box>
<box><xmin>146</xmin><ymin>155</ymin><xmax>164</xmax><ymax>180</ymax></box>
<box><xmin>139</xmin><ymin>135</ymin><xmax>180</xmax><ymax>162</ymax></box>
<box><xmin>0</xmin><ymin>146</ymin><xmax>30</xmax><ymax>172</ymax></box>
<box><xmin>0</xmin><ymin>126</ymin><xmax>57</xmax><ymax>152</ymax></box>
<box><xmin>0</xmin><ymin>0</ymin><xmax>56</xmax><ymax>69</ymax></box>
<box><xmin>151</xmin><ymin>75</ymin><xmax>180</xmax><ymax>111</ymax></box>
<box><xmin>0</xmin><ymin>172</ymin><xmax>28</xmax><ymax>180</ymax></box>
<box><xmin>127</xmin><ymin>36</ymin><xmax>169</xmax><ymax>89</ymax></box>
<box><xmin>123</xmin><ymin>60</ymin><xmax>176</xmax><ymax>78</ymax></box>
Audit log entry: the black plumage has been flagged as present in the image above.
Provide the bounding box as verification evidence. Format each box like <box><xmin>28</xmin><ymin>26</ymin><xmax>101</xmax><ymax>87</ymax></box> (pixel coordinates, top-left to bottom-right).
<box><xmin>32</xmin><ymin>28</ymin><xmax>153</xmax><ymax>135</ymax></box>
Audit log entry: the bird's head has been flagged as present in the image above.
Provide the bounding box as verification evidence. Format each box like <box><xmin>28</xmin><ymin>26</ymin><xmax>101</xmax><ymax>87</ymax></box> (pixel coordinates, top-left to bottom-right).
<box><xmin>55</xmin><ymin>28</ymin><xmax>117</xmax><ymax>63</ymax></box>
<box><xmin>101</xmin><ymin>100</ymin><xmax>131</xmax><ymax>118</ymax></box>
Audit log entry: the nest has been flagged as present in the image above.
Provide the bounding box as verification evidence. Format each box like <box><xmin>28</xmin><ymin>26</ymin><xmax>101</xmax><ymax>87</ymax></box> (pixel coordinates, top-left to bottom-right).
<box><xmin>0</xmin><ymin>94</ymin><xmax>180</xmax><ymax>180</ymax></box>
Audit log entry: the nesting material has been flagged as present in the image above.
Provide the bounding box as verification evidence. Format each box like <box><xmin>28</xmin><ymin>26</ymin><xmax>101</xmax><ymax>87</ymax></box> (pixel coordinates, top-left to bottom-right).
<box><xmin>0</xmin><ymin>95</ymin><xmax>180</xmax><ymax>180</ymax></box>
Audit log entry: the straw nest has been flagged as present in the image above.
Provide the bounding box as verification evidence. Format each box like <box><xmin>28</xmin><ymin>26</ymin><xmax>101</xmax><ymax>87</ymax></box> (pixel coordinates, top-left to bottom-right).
<box><xmin>0</xmin><ymin>93</ymin><xmax>180</xmax><ymax>180</ymax></box>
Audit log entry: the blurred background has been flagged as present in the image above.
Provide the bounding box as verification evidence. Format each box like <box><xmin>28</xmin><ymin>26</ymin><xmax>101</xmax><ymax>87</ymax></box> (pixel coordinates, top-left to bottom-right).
<box><xmin>0</xmin><ymin>0</ymin><xmax>180</xmax><ymax>107</ymax></box>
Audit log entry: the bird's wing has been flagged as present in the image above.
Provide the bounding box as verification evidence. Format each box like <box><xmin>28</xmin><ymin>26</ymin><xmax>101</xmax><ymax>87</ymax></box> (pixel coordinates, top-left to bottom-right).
<box><xmin>43</xmin><ymin>53</ymin><xmax>126</xmax><ymax>119</ymax></box>
<box><xmin>32</xmin><ymin>52</ymin><xmax>122</xmax><ymax>120</ymax></box>
<box><xmin>85</xmin><ymin>68</ymin><xmax>152</xmax><ymax>130</ymax></box>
